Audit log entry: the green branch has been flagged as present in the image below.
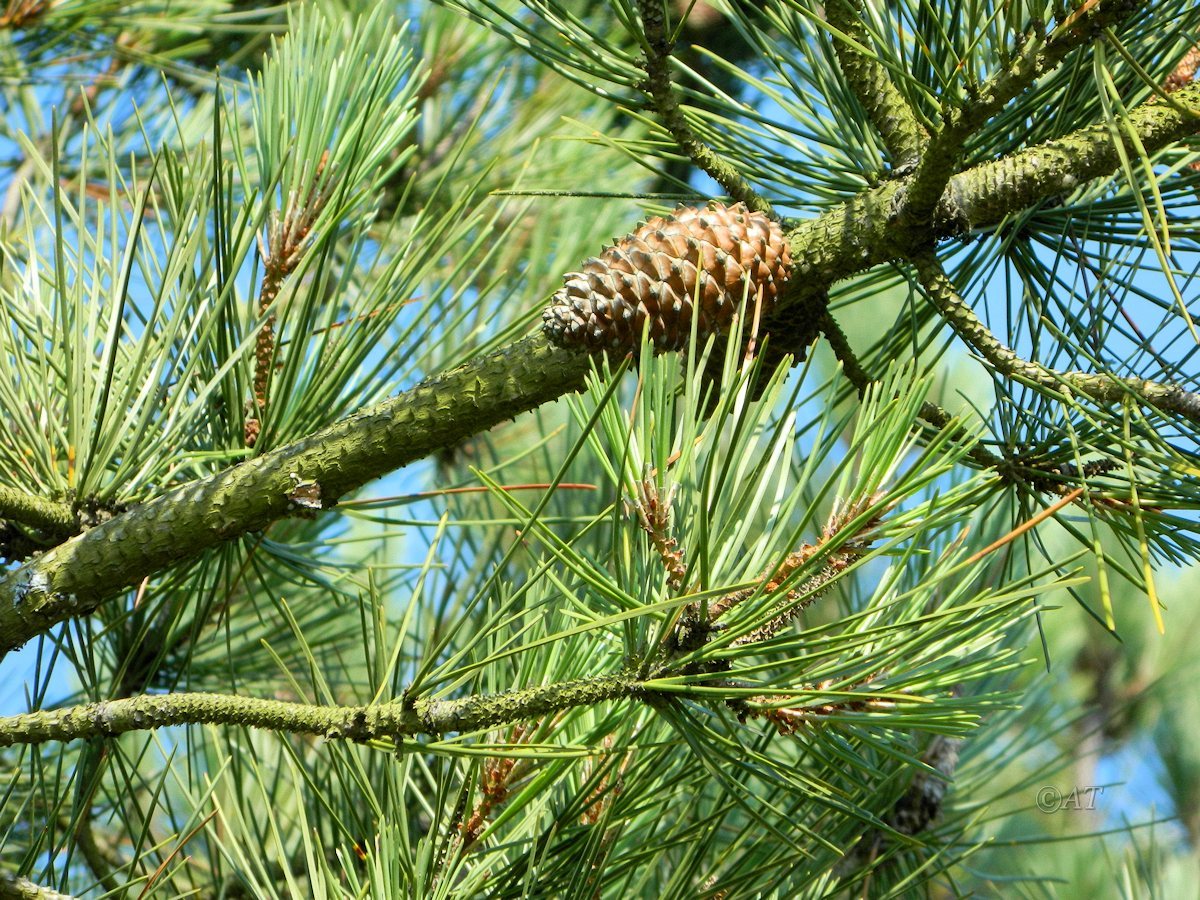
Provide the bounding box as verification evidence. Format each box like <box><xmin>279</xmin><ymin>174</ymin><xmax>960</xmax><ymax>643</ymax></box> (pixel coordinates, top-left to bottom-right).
<box><xmin>782</xmin><ymin>79</ymin><xmax>1200</xmax><ymax>293</ymax></box>
<box><xmin>637</xmin><ymin>0</ymin><xmax>773</xmax><ymax>216</ymax></box>
<box><xmin>0</xmin><ymin>873</ymin><xmax>73</xmax><ymax>900</ymax></box>
<box><xmin>0</xmin><ymin>675</ymin><xmax>646</xmax><ymax>748</ymax></box>
<box><xmin>1</xmin><ymin>80</ymin><xmax>1198</xmax><ymax>660</ymax></box>
<box><xmin>825</xmin><ymin>0</ymin><xmax>926</xmax><ymax>166</ymax></box>
<box><xmin>816</xmin><ymin>311</ymin><xmax>874</xmax><ymax>394</ymax></box>
<box><xmin>912</xmin><ymin>251</ymin><xmax>1200</xmax><ymax>422</ymax></box>
<box><xmin>0</xmin><ymin>485</ymin><xmax>77</xmax><ymax>536</ymax></box>
<box><xmin>0</xmin><ymin>334</ymin><xmax>588</xmax><ymax>655</ymax></box>
<box><xmin>900</xmin><ymin>0</ymin><xmax>1147</xmax><ymax>232</ymax></box>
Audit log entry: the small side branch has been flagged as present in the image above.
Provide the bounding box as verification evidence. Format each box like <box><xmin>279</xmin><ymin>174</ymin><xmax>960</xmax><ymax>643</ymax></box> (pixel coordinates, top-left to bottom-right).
<box><xmin>912</xmin><ymin>251</ymin><xmax>1200</xmax><ymax>425</ymax></box>
<box><xmin>0</xmin><ymin>675</ymin><xmax>646</xmax><ymax>748</ymax></box>
<box><xmin>817</xmin><ymin>311</ymin><xmax>874</xmax><ymax>393</ymax></box>
<box><xmin>820</xmin><ymin>312</ymin><xmax>1008</xmax><ymax>473</ymax></box>
<box><xmin>0</xmin><ymin>872</ymin><xmax>74</xmax><ymax>900</ymax></box>
<box><xmin>0</xmin><ymin>486</ymin><xmax>77</xmax><ymax>535</ymax></box>
<box><xmin>900</xmin><ymin>0</ymin><xmax>1148</xmax><ymax>231</ymax></box>
<box><xmin>637</xmin><ymin>0</ymin><xmax>773</xmax><ymax>217</ymax></box>
<box><xmin>825</xmin><ymin>0</ymin><xmax>926</xmax><ymax>167</ymax></box>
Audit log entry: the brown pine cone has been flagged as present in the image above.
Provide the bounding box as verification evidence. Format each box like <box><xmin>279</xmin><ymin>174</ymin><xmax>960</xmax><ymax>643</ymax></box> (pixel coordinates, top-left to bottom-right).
<box><xmin>543</xmin><ymin>201</ymin><xmax>791</xmax><ymax>352</ymax></box>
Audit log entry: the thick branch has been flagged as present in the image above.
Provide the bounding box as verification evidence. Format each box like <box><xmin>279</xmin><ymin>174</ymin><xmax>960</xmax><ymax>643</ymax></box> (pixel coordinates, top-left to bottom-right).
<box><xmin>0</xmin><ymin>335</ymin><xmax>588</xmax><ymax>655</ymax></box>
<box><xmin>782</xmin><ymin>79</ymin><xmax>1200</xmax><ymax>294</ymax></box>
<box><xmin>912</xmin><ymin>251</ymin><xmax>1200</xmax><ymax>422</ymax></box>
<box><xmin>901</xmin><ymin>0</ymin><xmax>1147</xmax><ymax>231</ymax></box>
<box><xmin>0</xmin><ymin>675</ymin><xmax>645</xmax><ymax>747</ymax></box>
<box><xmin>825</xmin><ymin>0</ymin><xmax>926</xmax><ymax>166</ymax></box>
<box><xmin>1</xmin><ymin>80</ymin><xmax>1198</xmax><ymax>659</ymax></box>
<box><xmin>637</xmin><ymin>0</ymin><xmax>773</xmax><ymax>216</ymax></box>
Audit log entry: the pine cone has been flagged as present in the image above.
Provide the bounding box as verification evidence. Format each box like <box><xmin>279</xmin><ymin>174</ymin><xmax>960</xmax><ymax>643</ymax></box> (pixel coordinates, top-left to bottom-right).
<box><xmin>543</xmin><ymin>202</ymin><xmax>791</xmax><ymax>352</ymax></box>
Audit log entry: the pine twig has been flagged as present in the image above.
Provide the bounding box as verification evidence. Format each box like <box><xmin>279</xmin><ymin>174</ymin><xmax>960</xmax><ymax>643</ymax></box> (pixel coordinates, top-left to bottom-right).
<box><xmin>778</xmin><ymin>79</ymin><xmax>1200</xmax><ymax>300</ymax></box>
<box><xmin>825</xmin><ymin>0</ymin><xmax>927</xmax><ymax>167</ymax></box>
<box><xmin>0</xmin><ymin>486</ymin><xmax>77</xmax><ymax>536</ymax></box>
<box><xmin>0</xmin><ymin>675</ymin><xmax>647</xmax><ymax>748</ymax></box>
<box><xmin>888</xmin><ymin>734</ymin><xmax>963</xmax><ymax>835</ymax></box>
<box><xmin>820</xmin><ymin>312</ymin><xmax>1121</xmax><ymax>503</ymax></box>
<box><xmin>1159</xmin><ymin>44</ymin><xmax>1200</xmax><ymax>171</ymax></box>
<box><xmin>637</xmin><ymin>0</ymin><xmax>774</xmax><ymax>217</ymax></box>
<box><xmin>0</xmin><ymin>872</ymin><xmax>74</xmax><ymax>900</ymax></box>
<box><xmin>816</xmin><ymin>311</ymin><xmax>875</xmax><ymax>394</ymax></box>
<box><xmin>911</xmin><ymin>251</ymin><xmax>1200</xmax><ymax>425</ymax></box>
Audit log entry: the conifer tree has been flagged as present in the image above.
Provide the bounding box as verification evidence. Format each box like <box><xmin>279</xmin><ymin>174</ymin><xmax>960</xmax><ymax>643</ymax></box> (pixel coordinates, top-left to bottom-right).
<box><xmin>2</xmin><ymin>1</ymin><xmax>1200</xmax><ymax>895</ymax></box>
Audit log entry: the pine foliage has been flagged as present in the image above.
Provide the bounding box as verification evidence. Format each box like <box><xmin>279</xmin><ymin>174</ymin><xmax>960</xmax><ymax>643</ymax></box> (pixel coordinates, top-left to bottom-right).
<box><xmin>1</xmin><ymin>0</ymin><xmax>1200</xmax><ymax>896</ymax></box>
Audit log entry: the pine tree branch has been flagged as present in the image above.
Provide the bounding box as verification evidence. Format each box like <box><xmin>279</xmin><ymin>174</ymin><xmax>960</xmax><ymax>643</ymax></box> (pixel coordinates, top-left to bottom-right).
<box><xmin>0</xmin><ymin>873</ymin><xmax>73</xmax><ymax>900</ymax></box>
<box><xmin>817</xmin><ymin>311</ymin><xmax>874</xmax><ymax>393</ymax></box>
<box><xmin>0</xmin><ymin>486</ymin><xmax>77</xmax><ymax>535</ymax></box>
<box><xmin>911</xmin><ymin>251</ymin><xmax>1200</xmax><ymax>422</ymax></box>
<box><xmin>0</xmin><ymin>334</ymin><xmax>588</xmax><ymax>656</ymax></box>
<box><xmin>0</xmin><ymin>675</ymin><xmax>646</xmax><ymax>748</ymax></box>
<box><xmin>637</xmin><ymin>0</ymin><xmax>773</xmax><ymax>216</ymax></box>
<box><xmin>899</xmin><ymin>0</ymin><xmax>1147</xmax><ymax>234</ymax></box>
<box><xmin>1</xmin><ymin>80</ymin><xmax>1198</xmax><ymax>659</ymax></box>
<box><xmin>825</xmin><ymin>0</ymin><xmax>927</xmax><ymax>167</ymax></box>
<box><xmin>783</xmin><ymin>79</ymin><xmax>1200</xmax><ymax>294</ymax></box>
